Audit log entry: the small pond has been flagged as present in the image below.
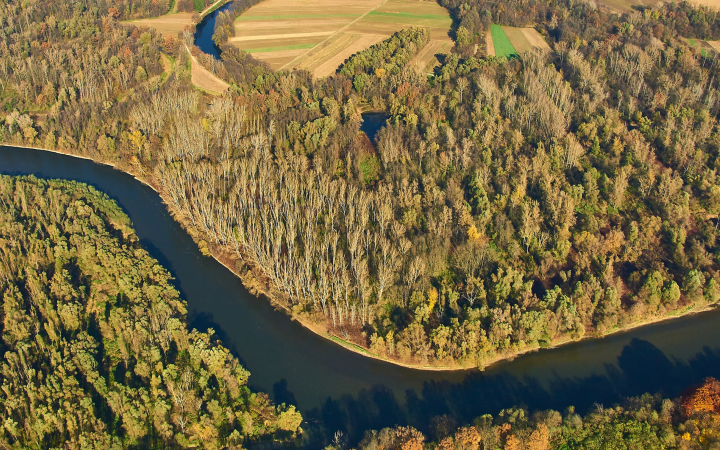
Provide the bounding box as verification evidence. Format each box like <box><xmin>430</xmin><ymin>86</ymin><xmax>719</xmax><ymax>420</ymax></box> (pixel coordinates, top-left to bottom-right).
<box><xmin>360</xmin><ymin>113</ymin><xmax>389</xmax><ymax>144</ymax></box>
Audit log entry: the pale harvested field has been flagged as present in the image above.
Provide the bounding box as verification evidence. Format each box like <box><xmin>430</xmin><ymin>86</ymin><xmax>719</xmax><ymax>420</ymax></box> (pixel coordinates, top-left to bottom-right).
<box><xmin>232</xmin><ymin>0</ymin><xmax>453</xmax><ymax>76</ymax></box>
<box><xmin>597</xmin><ymin>0</ymin><xmax>661</xmax><ymax>13</ymax></box>
<box><xmin>686</xmin><ymin>0</ymin><xmax>720</xmax><ymax>9</ymax></box>
<box><xmin>124</xmin><ymin>13</ymin><xmax>194</xmax><ymax>38</ymax></box>
<box><xmin>235</xmin><ymin>36</ymin><xmax>323</xmax><ymax>52</ymax></box>
<box><xmin>308</xmin><ymin>34</ymin><xmax>387</xmax><ymax>77</ymax></box>
<box><xmin>345</xmin><ymin>19</ymin><xmax>448</xmax><ymax>39</ymax></box>
<box><xmin>231</xmin><ymin>31</ymin><xmax>334</xmax><ymax>42</ymax></box>
<box><xmin>503</xmin><ymin>26</ymin><xmax>549</xmax><ymax>53</ymax></box>
<box><xmin>485</xmin><ymin>29</ymin><xmax>495</xmax><ymax>57</ymax></box>
<box><xmin>707</xmin><ymin>40</ymin><xmax>720</xmax><ymax>52</ymax></box>
<box><xmin>247</xmin><ymin>48</ymin><xmax>308</xmax><ymax>58</ymax></box>
<box><xmin>409</xmin><ymin>39</ymin><xmax>452</xmax><ymax>72</ymax></box>
<box><xmin>501</xmin><ymin>27</ymin><xmax>532</xmax><ymax>53</ymax></box>
<box><xmin>238</xmin><ymin>0</ymin><xmax>375</xmax><ymax>18</ymax></box>
<box><xmin>256</xmin><ymin>54</ymin><xmax>303</xmax><ymax>67</ymax></box>
<box><xmin>187</xmin><ymin>49</ymin><xmax>229</xmax><ymax>94</ymax></box>
<box><xmin>291</xmin><ymin>32</ymin><xmax>360</xmax><ymax>70</ymax></box>
<box><xmin>522</xmin><ymin>28</ymin><xmax>550</xmax><ymax>50</ymax></box>
<box><xmin>235</xmin><ymin>19</ymin><xmax>350</xmax><ymax>36</ymax></box>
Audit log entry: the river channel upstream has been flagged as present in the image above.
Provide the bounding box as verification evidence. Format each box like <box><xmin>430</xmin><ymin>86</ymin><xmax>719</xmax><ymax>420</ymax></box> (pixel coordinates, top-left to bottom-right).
<box><xmin>1</xmin><ymin>5</ymin><xmax>719</xmax><ymax>447</ymax></box>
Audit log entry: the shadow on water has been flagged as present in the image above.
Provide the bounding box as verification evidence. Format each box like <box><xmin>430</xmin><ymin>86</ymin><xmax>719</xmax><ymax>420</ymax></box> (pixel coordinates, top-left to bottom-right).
<box><xmin>274</xmin><ymin>379</ymin><xmax>298</xmax><ymax>407</ymax></box>
<box><xmin>2</xmin><ymin>145</ymin><xmax>720</xmax><ymax>449</ymax></box>
<box><xmin>299</xmin><ymin>339</ymin><xmax>720</xmax><ymax>447</ymax></box>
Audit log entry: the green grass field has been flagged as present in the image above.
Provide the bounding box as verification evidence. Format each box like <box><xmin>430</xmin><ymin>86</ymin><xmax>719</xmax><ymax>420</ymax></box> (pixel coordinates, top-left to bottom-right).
<box><xmin>491</xmin><ymin>24</ymin><xmax>517</xmax><ymax>58</ymax></box>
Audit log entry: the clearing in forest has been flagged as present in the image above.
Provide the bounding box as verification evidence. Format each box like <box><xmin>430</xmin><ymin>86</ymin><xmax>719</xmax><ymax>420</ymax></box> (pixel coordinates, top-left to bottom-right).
<box><xmin>490</xmin><ymin>25</ymin><xmax>517</xmax><ymax>58</ymax></box>
<box><xmin>596</xmin><ymin>0</ymin><xmax>663</xmax><ymax>13</ymax></box>
<box><xmin>485</xmin><ymin>25</ymin><xmax>549</xmax><ymax>57</ymax></box>
<box><xmin>125</xmin><ymin>12</ymin><xmax>194</xmax><ymax>38</ymax></box>
<box><xmin>231</xmin><ymin>0</ymin><xmax>453</xmax><ymax>77</ymax></box>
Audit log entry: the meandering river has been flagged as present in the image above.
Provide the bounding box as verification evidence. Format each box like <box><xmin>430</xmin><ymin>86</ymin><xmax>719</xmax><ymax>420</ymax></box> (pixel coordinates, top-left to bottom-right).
<box><xmin>3</xmin><ymin>145</ymin><xmax>720</xmax><ymax>446</ymax></box>
<box><xmin>1</xmin><ymin>6</ymin><xmax>718</xmax><ymax>446</ymax></box>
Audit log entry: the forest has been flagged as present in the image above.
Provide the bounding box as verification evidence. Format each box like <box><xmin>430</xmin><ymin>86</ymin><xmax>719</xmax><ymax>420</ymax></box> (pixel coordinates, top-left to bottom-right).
<box><xmin>0</xmin><ymin>175</ymin><xmax>302</xmax><ymax>448</ymax></box>
<box><xmin>340</xmin><ymin>377</ymin><xmax>720</xmax><ymax>449</ymax></box>
<box><xmin>2</xmin><ymin>0</ymin><xmax>720</xmax><ymax>373</ymax></box>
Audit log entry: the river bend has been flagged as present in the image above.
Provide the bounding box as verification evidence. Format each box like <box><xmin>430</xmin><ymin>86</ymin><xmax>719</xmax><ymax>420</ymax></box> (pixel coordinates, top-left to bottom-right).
<box><xmin>3</xmin><ymin>147</ymin><xmax>720</xmax><ymax>446</ymax></box>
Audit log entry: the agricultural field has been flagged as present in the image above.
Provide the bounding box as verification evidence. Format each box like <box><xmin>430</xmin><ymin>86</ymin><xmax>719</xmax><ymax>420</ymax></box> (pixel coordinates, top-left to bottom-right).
<box><xmin>125</xmin><ymin>12</ymin><xmax>194</xmax><ymax>38</ymax></box>
<box><xmin>231</xmin><ymin>0</ymin><xmax>453</xmax><ymax>77</ymax></box>
<box><xmin>596</xmin><ymin>0</ymin><xmax>662</xmax><ymax>13</ymax></box>
<box><xmin>686</xmin><ymin>0</ymin><xmax>720</xmax><ymax>9</ymax></box>
<box><xmin>485</xmin><ymin>24</ymin><xmax>549</xmax><ymax>58</ymax></box>
<box><xmin>122</xmin><ymin>0</ymin><xmax>229</xmax><ymax>38</ymax></box>
<box><xmin>408</xmin><ymin>38</ymin><xmax>453</xmax><ymax>72</ymax></box>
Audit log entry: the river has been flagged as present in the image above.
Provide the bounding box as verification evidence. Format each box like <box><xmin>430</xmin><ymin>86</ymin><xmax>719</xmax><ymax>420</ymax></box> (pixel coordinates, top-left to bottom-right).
<box><xmin>3</xmin><ymin>145</ymin><xmax>720</xmax><ymax>446</ymax></box>
<box><xmin>194</xmin><ymin>1</ymin><xmax>232</xmax><ymax>59</ymax></box>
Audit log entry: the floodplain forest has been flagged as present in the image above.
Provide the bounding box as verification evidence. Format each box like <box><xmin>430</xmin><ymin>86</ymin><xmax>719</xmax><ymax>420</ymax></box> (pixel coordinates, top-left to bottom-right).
<box><xmin>353</xmin><ymin>377</ymin><xmax>720</xmax><ymax>449</ymax></box>
<box><xmin>2</xmin><ymin>0</ymin><xmax>720</xmax><ymax>371</ymax></box>
<box><xmin>0</xmin><ymin>175</ymin><xmax>302</xmax><ymax>448</ymax></box>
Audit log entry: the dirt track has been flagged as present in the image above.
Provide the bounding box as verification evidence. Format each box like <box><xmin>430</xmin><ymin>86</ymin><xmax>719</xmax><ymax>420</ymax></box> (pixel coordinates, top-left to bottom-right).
<box><xmin>485</xmin><ymin>30</ymin><xmax>495</xmax><ymax>57</ymax></box>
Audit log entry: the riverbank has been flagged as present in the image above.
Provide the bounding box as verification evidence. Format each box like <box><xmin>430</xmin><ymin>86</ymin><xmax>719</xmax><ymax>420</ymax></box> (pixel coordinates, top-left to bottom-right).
<box><xmin>3</xmin><ymin>142</ymin><xmax>719</xmax><ymax>373</ymax></box>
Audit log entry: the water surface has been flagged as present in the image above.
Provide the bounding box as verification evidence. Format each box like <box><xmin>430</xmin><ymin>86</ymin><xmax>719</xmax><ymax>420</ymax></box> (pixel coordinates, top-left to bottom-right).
<box><xmin>194</xmin><ymin>2</ymin><xmax>232</xmax><ymax>58</ymax></box>
<box><xmin>2</xmin><ymin>145</ymin><xmax>720</xmax><ymax>447</ymax></box>
<box><xmin>360</xmin><ymin>113</ymin><xmax>389</xmax><ymax>143</ymax></box>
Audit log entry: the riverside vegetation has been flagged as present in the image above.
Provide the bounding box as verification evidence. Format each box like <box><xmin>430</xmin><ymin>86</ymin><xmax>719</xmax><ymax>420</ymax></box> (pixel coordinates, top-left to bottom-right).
<box><xmin>0</xmin><ymin>175</ymin><xmax>302</xmax><ymax>448</ymax></box>
<box><xmin>340</xmin><ymin>377</ymin><xmax>720</xmax><ymax>449</ymax></box>
<box><xmin>3</xmin><ymin>0</ymin><xmax>720</xmax><ymax>371</ymax></box>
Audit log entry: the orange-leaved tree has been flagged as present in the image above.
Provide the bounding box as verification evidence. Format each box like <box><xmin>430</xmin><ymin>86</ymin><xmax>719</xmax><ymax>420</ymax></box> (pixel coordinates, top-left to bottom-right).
<box><xmin>683</xmin><ymin>377</ymin><xmax>720</xmax><ymax>416</ymax></box>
